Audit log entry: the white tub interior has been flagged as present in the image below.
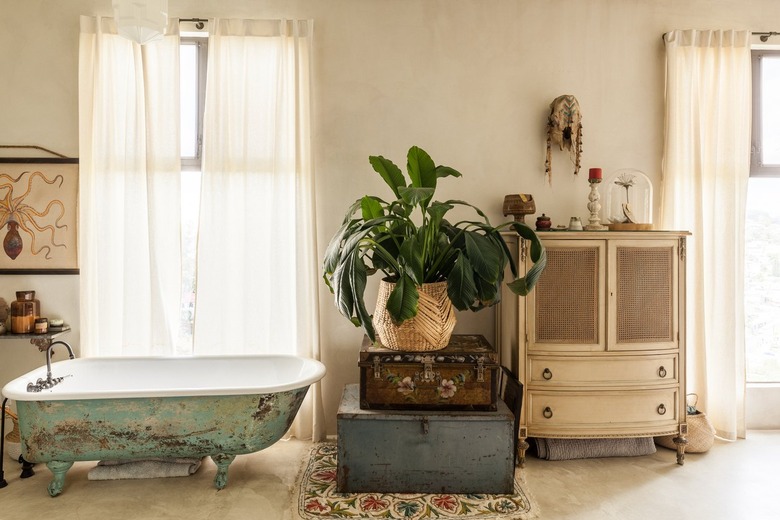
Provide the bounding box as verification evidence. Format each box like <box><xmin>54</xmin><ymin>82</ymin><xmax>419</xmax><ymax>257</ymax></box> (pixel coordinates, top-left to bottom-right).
<box><xmin>2</xmin><ymin>355</ymin><xmax>326</xmax><ymax>401</ymax></box>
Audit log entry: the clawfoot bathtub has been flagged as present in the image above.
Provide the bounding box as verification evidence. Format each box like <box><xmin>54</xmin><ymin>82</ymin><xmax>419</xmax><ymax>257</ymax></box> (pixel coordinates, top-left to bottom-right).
<box><xmin>1</xmin><ymin>355</ymin><xmax>325</xmax><ymax>496</ymax></box>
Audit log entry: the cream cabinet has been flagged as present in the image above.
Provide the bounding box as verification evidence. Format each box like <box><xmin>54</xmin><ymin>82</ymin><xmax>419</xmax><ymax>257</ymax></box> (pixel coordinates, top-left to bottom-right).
<box><xmin>497</xmin><ymin>231</ymin><xmax>689</xmax><ymax>465</ymax></box>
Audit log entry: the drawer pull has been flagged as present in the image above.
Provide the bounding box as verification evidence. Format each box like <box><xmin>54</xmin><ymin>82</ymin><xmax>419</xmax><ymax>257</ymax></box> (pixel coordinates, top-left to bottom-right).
<box><xmin>657</xmin><ymin>404</ymin><xmax>667</xmax><ymax>415</ymax></box>
<box><xmin>543</xmin><ymin>407</ymin><xmax>554</xmax><ymax>419</ymax></box>
<box><xmin>658</xmin><ymin>366</ymin><xmax>667</xmax><ymax>378</ymax></box>
<box><xmin>542</xmin><ymin>368</ymin><xmax>553</xmax><ymax>380</ymax></box>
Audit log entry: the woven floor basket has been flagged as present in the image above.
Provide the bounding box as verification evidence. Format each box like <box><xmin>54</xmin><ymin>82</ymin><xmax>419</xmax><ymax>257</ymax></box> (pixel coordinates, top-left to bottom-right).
<box><xmin>655</xmin><ymin>412</ymin><xmax>716</xmax><ymax>453</ymax></box>
<box><xmin>372</xmin><ymin>280</ymin><xmax>456</xmax><ymax>351</ymax></box>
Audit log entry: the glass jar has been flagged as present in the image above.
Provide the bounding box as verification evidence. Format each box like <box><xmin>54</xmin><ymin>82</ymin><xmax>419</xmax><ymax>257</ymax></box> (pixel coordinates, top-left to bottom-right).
<box><xmin>10</xmin><ymin>290</ymin><xmax>40</xmax><ymax>334</ymax></box>
<box><xmin>35</xmin><ymin>317</ymin><xmax>49</xmax><ymax>334</ymax></box>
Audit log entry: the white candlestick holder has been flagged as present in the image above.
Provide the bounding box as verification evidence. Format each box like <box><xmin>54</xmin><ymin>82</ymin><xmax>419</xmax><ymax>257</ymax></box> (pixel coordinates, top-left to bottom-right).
<box><xmin>585</xmin><ymin>178</ymin><xmax>607</xmax><ymax>231</ymax></box>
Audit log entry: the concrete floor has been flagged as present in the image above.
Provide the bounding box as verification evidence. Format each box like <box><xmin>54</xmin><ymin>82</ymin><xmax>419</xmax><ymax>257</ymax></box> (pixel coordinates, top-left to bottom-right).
<box><xmin>1</xmin><ymin>432</ymin><xmax>778</xmax><ymax>519</ymax></box>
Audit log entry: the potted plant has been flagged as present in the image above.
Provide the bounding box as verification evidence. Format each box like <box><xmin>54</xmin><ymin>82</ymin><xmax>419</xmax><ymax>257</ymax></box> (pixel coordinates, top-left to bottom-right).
<box><xmin>323</xmin><ymin>146</ymin><xmax>547</xmax><ymax>351</ymax></box>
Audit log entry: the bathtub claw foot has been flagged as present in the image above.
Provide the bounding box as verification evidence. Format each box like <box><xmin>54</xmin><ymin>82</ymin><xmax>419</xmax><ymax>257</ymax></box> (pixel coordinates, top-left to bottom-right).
<box><xmin>211</xmin><ymin>454</ymin><xmax>236</xmax><ymax>490</ymax></box>
<box><xmin>46</xmin><ymin>460</ymin><xmax>73</xmax><ymax>497</ymax></box>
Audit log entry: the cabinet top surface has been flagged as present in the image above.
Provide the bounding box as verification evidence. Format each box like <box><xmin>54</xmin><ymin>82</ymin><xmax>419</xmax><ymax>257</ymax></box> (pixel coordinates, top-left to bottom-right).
<box><xmin>534</xmin><ymin>230</ymin><xmax>690</xmax><ymax>238</ymax></box>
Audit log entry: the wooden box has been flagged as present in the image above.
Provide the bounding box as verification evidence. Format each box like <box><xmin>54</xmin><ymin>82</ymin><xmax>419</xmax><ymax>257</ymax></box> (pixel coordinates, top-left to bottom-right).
<box><xmin>359</xmin><ymin>334</ymin><xmax>499</xmax><ymax>411</ymax></box>
<box><xmin>337</xmin><ymin>384</ymin><xmax>514</xmax><ymax>494</ymax></box>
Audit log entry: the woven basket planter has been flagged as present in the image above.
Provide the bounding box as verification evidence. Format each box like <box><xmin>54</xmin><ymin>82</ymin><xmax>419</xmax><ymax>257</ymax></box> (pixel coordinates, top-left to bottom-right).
<box><xmin>4</xmin><ymin>410</ymin><xmax>22</xmax><ymax>461</ymax></box>
<box><xmin>655</xmin><ymin>412</ymin><xmax>716</xmax><ymax>453</ymax></box>
<box><xmin>372</xmin><ymin>280</ymin><xmax>456</xmax><ymax>351</ymax></box>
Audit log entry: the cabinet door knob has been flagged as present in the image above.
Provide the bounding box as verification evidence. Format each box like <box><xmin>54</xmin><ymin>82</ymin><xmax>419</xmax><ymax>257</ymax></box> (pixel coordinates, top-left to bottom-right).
<box><xmin>657</xmin><ymin>403</ymin><xmax>667</xmax><ymax>415</ymax></box>
<box><xmin>658</xmin><ymin>366</ymin><xmax>667</xmax><ymax>378</ymax></box>
<box><xmin>543</xmin><ymin>406</ymin><xmax>554</xmax><ymax>419</ymax></box>
<box><xmin>542</xmin><ymin>368</ymin><xmax>553</xmax><ymax>380</ymax></box>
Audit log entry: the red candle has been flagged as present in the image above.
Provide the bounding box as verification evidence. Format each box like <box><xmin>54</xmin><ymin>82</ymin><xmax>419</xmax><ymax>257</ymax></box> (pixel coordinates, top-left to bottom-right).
<box><xmin>588</xmin><ymin>168</ymin><xmax>602</xmax><ymax>180</ymax></box>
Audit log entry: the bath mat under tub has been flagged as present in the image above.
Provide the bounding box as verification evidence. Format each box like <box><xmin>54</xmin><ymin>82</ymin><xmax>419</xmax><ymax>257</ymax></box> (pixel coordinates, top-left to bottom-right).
<box><xmin>293</xmin><ymin>443</ymin><xmax>539</xmax><ymax>520</ymax></box>
<box><xmin>88</xmin><ymin>457</ymin><xmax>203</xmax><ymax>480</ymax></box>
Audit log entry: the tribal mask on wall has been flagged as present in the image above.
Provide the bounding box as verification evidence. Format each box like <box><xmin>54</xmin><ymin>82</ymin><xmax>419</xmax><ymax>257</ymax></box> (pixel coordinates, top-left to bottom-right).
<box><xmin>544</xmin><ymin>94</ymin><xmax>582</xmax><ymax>182</ymax></box>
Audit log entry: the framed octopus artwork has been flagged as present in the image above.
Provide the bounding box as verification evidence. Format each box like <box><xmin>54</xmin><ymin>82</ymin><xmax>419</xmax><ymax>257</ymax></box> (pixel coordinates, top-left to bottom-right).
<box><xmin>0</xmin><ymin>158</ymin><xmax>78</xmax><ymax>274</ymax></box>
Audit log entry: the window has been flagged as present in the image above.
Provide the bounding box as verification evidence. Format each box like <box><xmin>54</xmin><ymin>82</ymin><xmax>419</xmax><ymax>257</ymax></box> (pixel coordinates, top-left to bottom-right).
<box><xmin>746</xmin><ymin>49</ymin><xmax>780</xmax><ymax>382</ymax></box>
<box><xmin>177</xmin><ymin>36</ymin><xmax>207</xmax><ymax>353</ymax></box>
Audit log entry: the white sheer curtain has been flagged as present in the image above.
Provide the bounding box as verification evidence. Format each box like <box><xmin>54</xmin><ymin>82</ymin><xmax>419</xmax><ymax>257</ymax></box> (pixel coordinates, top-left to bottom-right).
<box><xmin>194</xmin><ymin>19</ymin><xmax>323</xmax><ymax>439</ymax></box>
<box><xmin>78</xmin><ymin>16</ymin><xmax>182</xmax><ymax>357</ymax></box>
<box><xmin>661</xmin><ymin>29</ymin><xmax>751</xmax><ymax>440</ymax></box>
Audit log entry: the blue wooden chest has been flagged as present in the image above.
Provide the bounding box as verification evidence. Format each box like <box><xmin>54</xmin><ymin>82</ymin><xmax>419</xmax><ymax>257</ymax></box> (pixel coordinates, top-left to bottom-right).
<box><xmin>336</xmin><ymin>384</ymin><xmax>514</xmax><ymax>494</ymax></box>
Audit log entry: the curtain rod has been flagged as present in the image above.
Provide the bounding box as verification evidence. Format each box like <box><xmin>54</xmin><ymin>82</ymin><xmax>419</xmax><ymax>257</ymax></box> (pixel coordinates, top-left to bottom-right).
<box><xmin>179</xmin><ymin>18</ymin><xmax>208</xmax><ymax>30</ymax></box>
<box><xmin>661</xmin><ymin>31</ymin><xmax>780</xmax><ymax>42</ymax></box>
<box><xmin>754</xmin><ymin>32</ymin><xmax>780</xmax><ymax>42</ymax></box>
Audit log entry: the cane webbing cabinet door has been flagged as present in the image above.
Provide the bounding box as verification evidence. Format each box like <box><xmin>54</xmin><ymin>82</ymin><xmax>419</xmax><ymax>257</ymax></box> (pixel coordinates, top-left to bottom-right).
<box><xmin>497</xmin><ymin>231</ymin><xmax>689</xmax><ymax>466</ymax></box>
<box><xmin>527</xmin><ymin>240</ymin><xmax>605</xmax><ymax>352</ymax></box>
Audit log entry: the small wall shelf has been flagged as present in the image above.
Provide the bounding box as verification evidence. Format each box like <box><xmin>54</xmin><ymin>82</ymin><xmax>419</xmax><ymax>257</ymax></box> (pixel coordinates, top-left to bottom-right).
<box><xmin>0</xmin><ymin>326</ymin><xmax>71</xmax><ymax>351</ymax></box>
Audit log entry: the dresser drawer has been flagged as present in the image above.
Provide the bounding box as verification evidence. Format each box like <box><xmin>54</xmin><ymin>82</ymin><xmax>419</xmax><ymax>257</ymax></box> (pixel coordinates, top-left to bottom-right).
<box><xmin>527</xmin><ymin>389</ymin><xmax>679</xmax><ymax>433</ymax></box>
<box><xmin>528</xmin><ymin>354</ymin><xmax>678</xmax><ymax>387</ymax></box>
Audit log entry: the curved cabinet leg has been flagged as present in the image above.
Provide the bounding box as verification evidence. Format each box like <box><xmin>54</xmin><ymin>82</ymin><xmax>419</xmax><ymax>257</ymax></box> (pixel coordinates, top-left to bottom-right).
<box><xmin>673</xmin><ymin>435</ymin><xmax>688</xmax><ymax>465</ymax></box>
<box><xmin>518</xmin><ymin>437</ymin><xmax>530</xmax><ymax>468</ymax></box>
<box><xmin>211</xmin><ymin>453</ymin><xmax>236</xmax><ymax>490</ymax></box>
<box><xmin>46</xmin><ymin>460</ymin><xmax>74</xmax><ymax>497</ymax></box>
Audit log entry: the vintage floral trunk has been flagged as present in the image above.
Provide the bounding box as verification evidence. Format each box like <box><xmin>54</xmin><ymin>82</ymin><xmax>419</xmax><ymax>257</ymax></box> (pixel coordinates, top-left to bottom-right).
<box><xmin>359</xmin><ymin>334</ymin><xmax>499</xmax><ymax>411</ymax></box>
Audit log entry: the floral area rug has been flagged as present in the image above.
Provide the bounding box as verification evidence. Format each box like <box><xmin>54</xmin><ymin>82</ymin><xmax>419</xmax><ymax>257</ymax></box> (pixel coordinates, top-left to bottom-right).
<box><xmin>294</xmin><ymin>443</ymin><xmax>538</xmax><ymax>520</ymax></box>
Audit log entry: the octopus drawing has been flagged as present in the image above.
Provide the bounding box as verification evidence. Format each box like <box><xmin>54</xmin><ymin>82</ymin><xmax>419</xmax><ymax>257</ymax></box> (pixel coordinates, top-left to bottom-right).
<box><xmin>0</xmin><ymin>170</ymin><xmax>67</xmax><ymax>261</ymax></box>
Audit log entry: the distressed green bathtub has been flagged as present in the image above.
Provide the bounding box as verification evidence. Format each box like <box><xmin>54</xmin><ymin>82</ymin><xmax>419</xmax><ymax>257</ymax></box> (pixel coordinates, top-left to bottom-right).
<box><xmin>1</xmin><ymin>355</ymin><xmax>326</xmax><ymax>496</ymax></box>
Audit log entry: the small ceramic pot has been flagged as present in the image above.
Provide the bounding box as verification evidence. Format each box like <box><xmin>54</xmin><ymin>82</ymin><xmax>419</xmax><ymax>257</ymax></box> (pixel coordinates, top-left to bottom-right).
<box><xmin>536</xmin><ymin>214</ymin><xmax>552</xmax><ymax>231</ymax></box>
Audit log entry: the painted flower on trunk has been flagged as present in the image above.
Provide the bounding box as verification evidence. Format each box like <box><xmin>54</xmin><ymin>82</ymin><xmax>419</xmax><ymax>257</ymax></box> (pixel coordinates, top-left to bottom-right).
<box><xmin>438</xmin><ymin>379</ymin><xmax>457</xmax><ymax>399</ymax></box>
<box><xmin>397</xmin><ymin>376</ymin><xmax>416</xmax><ymax>395</ymax></box>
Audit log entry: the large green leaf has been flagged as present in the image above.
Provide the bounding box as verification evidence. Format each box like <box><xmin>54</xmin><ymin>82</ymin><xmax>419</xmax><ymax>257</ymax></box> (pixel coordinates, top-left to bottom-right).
<box><xmin>347</xmin><ymin>251</ymin><xmax>374</xmax><ymax>340</ymax></box>
<box><xmin>473</xmin><ymin>275</ymin><xmax>500</xmax><ymax>310</ymax></box>
<box><xmin>464</xmin><ymin>230</ymin><xmax>502</xmax><ymax>284</ymax></box>
<box><xmin>322</xmin><ymin>198</ymin><xmax>366</xmax><ymax>277</ymax></box>
<box><xmin>331</xmin><ymin>255</ymin><xmax>356</xmax><ymax>319</ymax></box>
<box><xmin>504</xmin><ymin>221</ymin><xmax>548</xmax><ymax>296</ymax></box>
<box><xmin>323</xmin><ymin>219</ymin><xmax>354</xmax><ymax>279</ymax></box>
<box><xmin>370</xmin><ymin>155</ymin><xmax>406</xmax><ymax>199</ymax></box>
<box><xmin>386</xmin><ymin>275</ymin><xmax>419</xmax><ymax>323</ymax></box>
<box><xmin>360</xmin><ymin>196</ymin><xmax>384</xmax><ymax>220</ymax></box>
<box><xmin>399</xmin><ymin>236</ymin><xmax>424</xmax><ymax>285</ymax></box>
<box><xmin>398</xmin><ymin>186</ymin><xmax>434</xmax><ymax>206</ymax></box>
<box><xmin>446</xmin><ymin>252</ymin><xmax>477</xmax><ymax>311</ymax></box>
<box><xmin>426</xmin><ymin>201</ymin><xmax>453</xmax><ymax>228</ymax></box>
<box><xmin>407</xmin><ymin>146</ymin><xmax>437</xmax><ymax>188</ymax></box>
<box><xmin>435</xmin><ymin>165</ymin><xmax>462</xmax><ymax>179</ymax></box>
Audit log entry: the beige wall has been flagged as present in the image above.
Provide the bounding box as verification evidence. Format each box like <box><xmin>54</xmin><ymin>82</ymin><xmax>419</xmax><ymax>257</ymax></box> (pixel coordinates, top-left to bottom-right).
<box><xmin>1</xmin><ymin>0</ymin><xmax>776</xmax><ymax>434</ymax></box>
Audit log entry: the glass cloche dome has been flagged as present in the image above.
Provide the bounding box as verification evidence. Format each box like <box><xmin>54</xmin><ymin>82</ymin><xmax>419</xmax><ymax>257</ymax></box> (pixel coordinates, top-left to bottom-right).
<box><xmin>603</xmin><ymin>169</ymin><xmax>653</xmax><ymax>229</ymax></box>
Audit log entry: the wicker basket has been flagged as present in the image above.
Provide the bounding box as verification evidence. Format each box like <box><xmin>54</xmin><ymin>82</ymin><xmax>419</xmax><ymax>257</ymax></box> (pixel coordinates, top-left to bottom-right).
<box><xmin>4</xmin><ymin>408</ymin><xmax>22</xmax><ymax>461</ymax></box>
<box><xmin>655</xmin><ymin>394</ymin><xmax>716</xmax><ymax>453</ymax></box>
<box><xmin>372</xmin><ymin>280</ymin><xmax>456</xmax><ymax>351</ymax></box>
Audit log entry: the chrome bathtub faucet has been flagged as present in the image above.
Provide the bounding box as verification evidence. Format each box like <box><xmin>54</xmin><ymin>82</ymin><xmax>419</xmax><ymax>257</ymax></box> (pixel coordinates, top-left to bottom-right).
<box><xmin>26</xmin><ymin>341</ymin><xmax>75</xmax><ymax>393</ymax></box>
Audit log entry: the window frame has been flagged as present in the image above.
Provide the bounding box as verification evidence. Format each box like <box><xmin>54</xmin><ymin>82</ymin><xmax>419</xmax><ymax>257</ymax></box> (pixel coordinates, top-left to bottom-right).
<box><xmin>181</xmin><ymin>36</ymin><xmax>208</xmax><ymax>171</ymax></box>
<box><xmin>751</xmin><ymin>49</ymin><xmax>780</xmax><ymax>177</ymax></box>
